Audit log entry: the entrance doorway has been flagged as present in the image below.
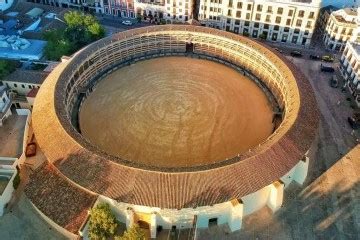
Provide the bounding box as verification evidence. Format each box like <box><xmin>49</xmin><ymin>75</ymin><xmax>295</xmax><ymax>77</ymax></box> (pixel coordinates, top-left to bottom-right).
<box><xmin>208</xmin><ymin>218</ymin><xmax>218</xmax><ymax>227</ymax></box>
<box><xmin>186</xmin><ymin>42</ymin><xmax>194</xmax><ymax>53</ymax></box>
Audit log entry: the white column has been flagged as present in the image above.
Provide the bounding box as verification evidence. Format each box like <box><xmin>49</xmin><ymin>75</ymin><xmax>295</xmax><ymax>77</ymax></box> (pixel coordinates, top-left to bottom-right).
<box><xmin>293</xmin><ymin>157</ymin><xmax>309</xmax><ymax>185</ymax></box>
<box><xmin>125</xmin><ymin>208</ymin><xmax>134</xmax><ymax>229</ymax></box>
<box><xmin>267</xmin><ymin>180</ymin><xmax>284</xmax><ymax>212</ymax></box>
<box><xmin>228</xmin><ymin>199</ymin><xmax>243</xmax><ymax>232</ymax></box>
<box><xmin>150</xmin><ymin>212</ymin><xmax>157</xmax><ymax>239</ymax></box>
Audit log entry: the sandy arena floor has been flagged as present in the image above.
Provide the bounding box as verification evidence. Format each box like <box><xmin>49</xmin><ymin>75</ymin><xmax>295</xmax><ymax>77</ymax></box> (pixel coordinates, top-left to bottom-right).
<box><xmin>79</xmin><ymin>57</ymin><xmax>274</xmax><ymax>168</ymax></box>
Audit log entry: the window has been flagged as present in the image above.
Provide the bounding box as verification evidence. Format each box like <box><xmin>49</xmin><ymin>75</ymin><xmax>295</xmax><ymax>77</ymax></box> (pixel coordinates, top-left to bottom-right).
<box><xmin>244</xmin><ymin>21</ymin><xmax>250</xmax><ymax>26</ymax></box>
<box><xmin>228</xmin><ymin>0</ymin><xmax>233</xmax><ymax>8</ymax></box>
<box><xmin>275</xmin><ymin>16</ymin><xmax>281</xmax><ymax>24</ymax></box>
<box><xmin>274</xmin><ymin>25</ymin><xmax>280</xmax><ymax>31</ymax></box>
<box><xmin>294</xmin><ymin>28</ymin><xmax>300</xmax><ymax>34</ymax></box>
<box><xmin>236</xmin><ymin>11</ymin><xmax>241</xmax><ymax>18</ymax></box>
<box><xmin>235</xmin><ymin>19</ymin><xmax>240</xmax><ymax>25</ymax></box>
<box><xmin>210</xmin><ymin>7</ymin><xmax>213</xmax><ymax>11</ymax></box>
<box><xmin>288</xmin><ymin>9</ymin><xmax>293</xmax><ymax>16</ymax></box>
<box><xmin>21</xmin><ymin>84</ymin><xmax>25</xmax><ymax>88</ymax></box>
<box><xmin>227</xmin><ymin>10</ymin><xmax>232</xmax><ymax>16</ymax></box>
<box><xmin>286</xmin><ymin>19</ymin><xmax>291</xmax><ymax>26</ymax></box>
<box><xmin>247</xmin><ymin>4</ymin><xmax>252</xmax><ymax>10</ymax></box>
<box><xmin>255</xmin><ymin>13</ymin><xmax>261</xmax><ymax>21</ymax></box>
<box><xmin>246</xmin><ymin>13</ymin><xmax>250</xmax><ymax>20</ymax></box>
<box><xmin>264</xmin><ymin>24</ymin><xmax>269</xmax><ymax>29</ymax></box>
<box><xmin>265</xmin><ymin>15</ymin><xmax>271</xmax><ymax>22</ymax></box>
<box><xmin>309</xmin><ymin>12</ymin><xmax>314</xmax><ymax>19</ymax></box>
<box><xmin>257</xmin><ymin>4</ymin><xmax>262</xmax><ymax>12</ymax></box>
<box><xmin>296</xmin><ymin>19</ymin><xmax>302</xmax><ymax>27</ymax></box>
<box><xmin>28</xmin><ymin>85</ymin><xmax>32</xmax><ymax>89</ymax></box>
<box><xmin>306</xmin><ymin>21</ymin><xmax>312</xmax><ymax>28</ymax></box>
<box><xmin>237</xmin><ymin>2</ymin><xmax>242</xmax><ymax>9</ymax></box>
<box><xmin>298</xmin><ymin>10</ymin><xmax>304</xmax><ymax>17</ymax></box>
<box><xmin>14</xmin><ymin>83</ymin><xmax>17</xmax><ymax>88</ymax></box>
<box><xmin>267</xmin><ymin>6</ymin><xmax>272</xmax><ymax>13</ymax></box>
<box><xmin>277</xmin><ymin>7</ymin><xmax>283</xmax><ymax>15</ymax></box>
<box><xmin>284</xmin><ymin>27</ymin><xmax>290</xmax><ymax>32</ymax></box>
<box><xmin>227</xmin><ymin>18</ymin><xmax>231</xmax><ymax>24</ymax></box>
<box><xmin>254</xmin><ymin>22</ymin><xmax>259</xmax><ymax>28</ymax></box>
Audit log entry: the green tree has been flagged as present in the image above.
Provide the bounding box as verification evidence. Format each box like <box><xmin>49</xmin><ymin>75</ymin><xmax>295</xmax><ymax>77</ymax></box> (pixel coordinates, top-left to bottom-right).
<box><xmin>115</xmin><ymin>224</ymin><xmax>146</xmax><ymax>240</ymax></box>
<box><xmin>43</xmin><ymin>30</ymin><xmax>73</xmax><ymax>61</ymax></box>
<box><xmin>0</xmin><ymin>60</ymin><xmax>16</xmax><ymax>79</ymax></box>
<box><xmin>43</xmin><ymin>11</ymin><xmax>105</xmax><ymax>61</ymax></box>
<box><xmin>88</xmin><ymin>203</ymin><xmax>118</xmax><ymax>240</ymax></box>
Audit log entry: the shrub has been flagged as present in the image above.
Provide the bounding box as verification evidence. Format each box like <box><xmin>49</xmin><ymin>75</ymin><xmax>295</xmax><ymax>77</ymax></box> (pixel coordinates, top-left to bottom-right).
<box><xmin>88</xmin><ymin>203</ymin><xmax>118</xmax><ymax>240</ymax></box>
<box><xmin>115</xmin><ymin>224</ymin><xmax>146</xmax><ymax>240</ymax></box>
<box><xmin>243</xmin><ymin>32</ymin><xmax>250</xmax><ymax>37</ymax></box>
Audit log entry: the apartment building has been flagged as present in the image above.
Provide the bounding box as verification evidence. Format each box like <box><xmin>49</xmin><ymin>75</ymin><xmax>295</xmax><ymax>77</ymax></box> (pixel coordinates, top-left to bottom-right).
<box><xmin>103</xmin><ymin>0</ymin><xmax>135</xmax><ymax>17</ymax></box>
<box><xmin>28</xmin><ymin>0</ymin><xmax>104</xmax><ymax>13</ymax></box>
<box><xmin>198</xmin><ymin>0</ymin><xmax>321</xmax><ymax>46</ymax></box>
<box><xmin>323</xmin><ymin>8</ymin><xmax>357</xmax><ymax>51</ymax></box>
<box><xmin>316</xmin><ymin>5</ymin><xmax>339</xmax><ymax>36</ymax></box>
<box><xmin>341</xmin><ymin>41</ymin><xmax>360</xmax><ymax>107</ymax></box>
<box><xmin>134</xmin><ymin>0</ymin><xmax>193</xmax><ymax>22</ymax></box>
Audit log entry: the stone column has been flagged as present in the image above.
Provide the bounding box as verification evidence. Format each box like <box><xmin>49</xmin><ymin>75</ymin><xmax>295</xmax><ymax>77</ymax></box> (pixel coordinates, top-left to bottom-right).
<box><xmin>228</xmin><ymin>199</ymin><xmax>243</xmax><ymax>232</ymax></box>
<box><xmin>150</xmin><ymin>212</ymin><xmax>157</xmax><ymax>239</ymax></box>
<box><xmin>267</xmin><ymin>180</ymin><xmax>284</xmax><ymax>212</ymax></box>
<box><xmin>125</xmin><ymin>207</ymin><xmax>134</xmax><ymax>229</ymax></box>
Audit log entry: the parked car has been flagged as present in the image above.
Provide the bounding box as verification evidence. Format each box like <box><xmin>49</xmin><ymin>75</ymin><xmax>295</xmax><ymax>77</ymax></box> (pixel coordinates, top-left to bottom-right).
<box><xmin>309</xmin><ymin>54</ymin><xmax>320</xmax><ymax>60</ymax></box>
<box><xmin>320</xmin><ymin>64</ymin><xmax>335</xmax><ymax>72</ymax></box>
<box><xmin>348</xmin><ymin>117</ymin><xmax>360</xmax><ymax>129</ymax></box>
<box><xmin>322</xmin><ymin>55</ymin><xmax>334</xmax><ymax>62</ymax></box>
<box><xmin>122</xmin><ymin>20</ymin><xmax>133</xmax><ymax>26</ymax></box>
<box><xmin>330</xmin><ymin>75</ymin><xmax>338</xmax><ymax>88</ymax></box>
<box><xmin>290</xmin><ymin>51</ymin><xmax>302</xmax><ymax>57</ymax></box>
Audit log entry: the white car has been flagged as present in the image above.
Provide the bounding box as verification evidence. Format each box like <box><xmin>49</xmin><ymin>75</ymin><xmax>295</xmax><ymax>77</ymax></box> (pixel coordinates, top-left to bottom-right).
<box><xmin>122</xmin><ymin>20</ymin><xmax>133</xmax><ymax>26</ymax></box>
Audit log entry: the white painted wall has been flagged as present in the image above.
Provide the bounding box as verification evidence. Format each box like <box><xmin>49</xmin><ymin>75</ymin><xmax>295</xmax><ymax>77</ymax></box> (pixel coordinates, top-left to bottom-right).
<box><xmin>0</xmin><ymin>169</ymin><xmax>16</xmax><ymax>216</ymax></box>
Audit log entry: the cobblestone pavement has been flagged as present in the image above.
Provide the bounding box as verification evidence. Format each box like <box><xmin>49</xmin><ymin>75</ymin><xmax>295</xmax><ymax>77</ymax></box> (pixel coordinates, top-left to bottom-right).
<box><xmin>197</xmin><ymin>54</ymin><xmax>360</xmax><ymax>240</ymax></box>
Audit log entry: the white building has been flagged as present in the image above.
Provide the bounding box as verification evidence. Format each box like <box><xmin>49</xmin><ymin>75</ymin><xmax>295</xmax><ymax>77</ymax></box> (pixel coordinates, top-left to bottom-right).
<box><xmin>323</xmin><ymin>8</ymin><xmax>357</xmax><ymax>51</ymax></box>
<box><xmin>340</xmin><ymin>43</ymin><xmax>360</xmax><ymax>108</ymax></box>
<box><xmin>1</xmin><ymin>70</ymin><xmax>48</xmax><ymax>109</ymax></box>
<box><xmin>134</xmin><ymin>0</ymin><xmax>193</xmax><ymax>22</ymax></box>
<box><xmin>198</xmin><ymin>0</ymin><xmax>321</xmax><ymax>46</ymax></box>
<box><xmin>0</xmin><ymin>85</ymin><xmax>12</xmax><ymax>126</ymax></box>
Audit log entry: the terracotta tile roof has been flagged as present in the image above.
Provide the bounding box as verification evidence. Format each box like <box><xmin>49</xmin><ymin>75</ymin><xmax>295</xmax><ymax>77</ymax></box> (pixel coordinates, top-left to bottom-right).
<box><xmin>26</xmin><ymin>87</ymin><xmax>39</xmax><ymax>98</ymax></box>
<box><xmin>3</xmin><ymin>69</ymin><xmax>48</xmax><ymax>85</ymax></box>
<box><xmin>24</xmin><ymin>163</ymin><xmax>97</xmax><ymax>234</ymax></box>
<box><xmin>31</xmin><ymin>26</ymin><xmax>319</xmax><ymax>209</ymax></box>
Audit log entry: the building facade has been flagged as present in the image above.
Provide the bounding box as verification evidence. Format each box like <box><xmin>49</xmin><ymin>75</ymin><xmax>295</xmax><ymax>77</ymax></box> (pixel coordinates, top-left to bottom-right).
<box><xmin>0</xmin><ymin>85</ymin><xmax>12</xmax><ymax>126</ymax></box>
<box><xmin>103</xmin><ymin>0</ymin><xmax>135</xmax><ymax>17</ymax></box>
<box><xmin>198</xmin><ymin>0</ymin><xmax>321</xmax><ymax>46</ymax></box>
<box><xmin>28</xmin><ymin>0</ymin><xmax>104</xmax><ymax>14</ymax></box>
<box><xmin>340</xmin><ymin>42</ymin><xmax>360</xmax><ymax>107</ymax></box>
<box><xmin>134</xmin><ymin>0</ymin><xmax>193</xmax><ymax>23</ymax></box>
<box><xmin>1</xmin><ymin>69</ymin><xmax>48</xmax><ymax>109</ymax></box>
<box><xmin>316</xmin><ymin>5</ymin><xmax>339</xmax><ymax>37</ymax></box>
<box><xmin>323</xmin><ymin>8</ymin><xmax>357</xmax><ymax>51</ymax></box>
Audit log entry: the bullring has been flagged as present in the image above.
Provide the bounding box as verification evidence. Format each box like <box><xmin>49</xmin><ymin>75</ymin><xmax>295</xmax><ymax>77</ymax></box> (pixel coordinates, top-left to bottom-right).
<box><xmin>26</xmin><ymin>25</ymin><xmax>319</xmax><ymax>238</ymax></box>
